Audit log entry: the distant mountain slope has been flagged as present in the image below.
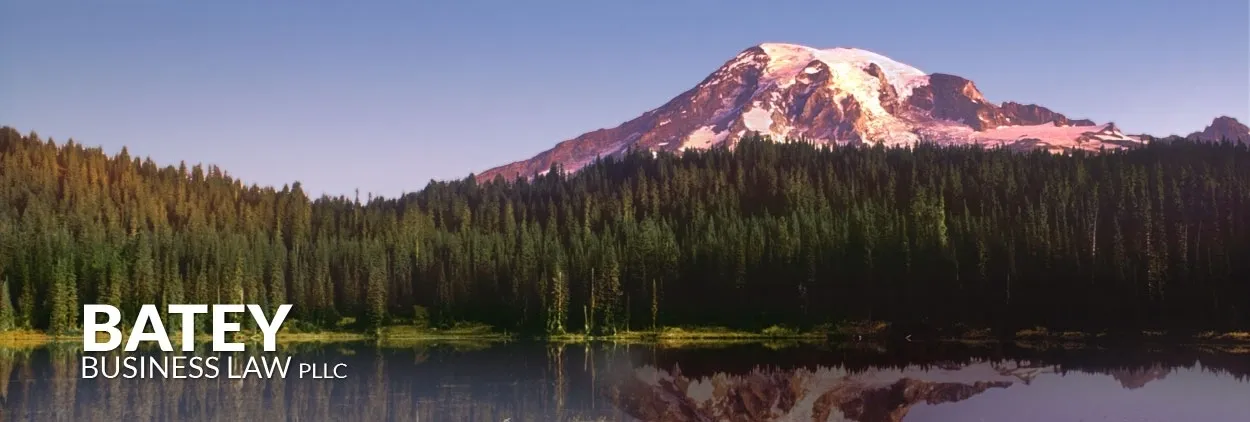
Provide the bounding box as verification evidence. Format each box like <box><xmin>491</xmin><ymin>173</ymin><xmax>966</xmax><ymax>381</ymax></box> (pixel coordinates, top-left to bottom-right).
<box><xmin>480</xmin><ymin>42</ymin><xmax>1145</xmax><ymax>180</ymax></box>
<box><xmin>1188</xmin><ymin>116</ymin><xmax>1250</xmax><ymax>144</ymax></box>
<box><xmin>613</xmin><ymin>362</ymin><xmax>1054</xmax><ymax>422</ymax></box>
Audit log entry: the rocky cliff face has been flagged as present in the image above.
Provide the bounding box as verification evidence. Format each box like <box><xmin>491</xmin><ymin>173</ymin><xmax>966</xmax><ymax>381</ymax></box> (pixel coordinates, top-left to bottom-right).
<box><xmin>999</xmin><ymin>101</ymin><xmax>1097</xmax><ymax>127</ymax></box>
<box><xmin>479</xmin><ymin>43</ymin><xmax>1138</xmax><ymax>181</ymax></box>
<box><xmin>1188</xmin><ymin>116</ymin><xmax>1250</xmax><ymax>144</ymax></box>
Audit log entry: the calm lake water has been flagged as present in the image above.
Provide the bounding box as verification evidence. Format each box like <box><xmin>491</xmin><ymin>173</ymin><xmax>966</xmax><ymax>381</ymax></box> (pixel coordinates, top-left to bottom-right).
<box><xmin>1</xmin><ymin>340</ymin><xmax>1247</xmax><ymax>421</ymax></box>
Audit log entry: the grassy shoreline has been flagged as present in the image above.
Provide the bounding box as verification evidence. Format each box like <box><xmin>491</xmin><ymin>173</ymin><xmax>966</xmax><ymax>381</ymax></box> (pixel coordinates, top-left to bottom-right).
<box><xmin>4</xmin><ymin>322</ymin><xmax>1248</xmax><ymax>348</ymax></box>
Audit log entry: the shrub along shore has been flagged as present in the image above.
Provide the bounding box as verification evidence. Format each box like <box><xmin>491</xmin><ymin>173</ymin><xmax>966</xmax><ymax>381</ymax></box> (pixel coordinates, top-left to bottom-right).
<box><xmin>4</xmin><ymin>320</ymin><xmax>1248</xmax><ymax>349</ymax></box>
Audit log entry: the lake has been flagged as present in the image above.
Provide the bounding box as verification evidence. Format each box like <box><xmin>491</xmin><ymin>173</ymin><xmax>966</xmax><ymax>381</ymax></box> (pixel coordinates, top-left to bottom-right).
<box><xmin>1</xmin><ymin>340</ymin><xmax>1247</xmax><ymax>421</ymax></box>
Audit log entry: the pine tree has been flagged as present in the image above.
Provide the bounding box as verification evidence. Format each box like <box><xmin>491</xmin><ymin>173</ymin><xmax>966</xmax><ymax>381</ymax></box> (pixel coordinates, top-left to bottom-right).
<box><xmin>131</xmin><ymin>232</ymin><xmax>156</xmax><ymax>316</ymax></box>
<box><xmin>48</xmin><ymin>258</ymin><xmax>78</xmax><ymax>333</ymax></box>
<box><xmin>547</xmin><ymin>266</ymin><xmax>568</xmax><ymax>335</ymax></box>
<box><xmin>365</xmin><ymin>244</ymin><xmax>387</xmax><ymax>329</ymax></box>
<box><xmin>267</xmin><ymin>242</ymin><xmax>287</xmax><ymax>312</ymax></box>
<box><xmin>598</xmin><ymin>250</ymin><xmax>622</xmax><ymax>334</ymax></box>
<box><xmin>0</xmin><ymin>277</ymin><xmax>15</xmax><ymax>331</ymax></box>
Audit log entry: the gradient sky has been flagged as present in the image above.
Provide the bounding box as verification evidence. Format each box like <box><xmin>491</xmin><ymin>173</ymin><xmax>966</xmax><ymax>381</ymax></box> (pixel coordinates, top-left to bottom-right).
<box><xmin>2</xmin><ymin>1</ymin><xmax>1247</xmax><ymax>198</ymax></box>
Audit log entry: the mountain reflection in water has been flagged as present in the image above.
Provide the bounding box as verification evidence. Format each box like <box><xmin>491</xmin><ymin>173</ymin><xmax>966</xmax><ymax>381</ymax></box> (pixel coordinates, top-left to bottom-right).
<box><xmin>0</xmin><ymin>342</ymin><xmax>1246</xmax><ymax>421</ymax></box>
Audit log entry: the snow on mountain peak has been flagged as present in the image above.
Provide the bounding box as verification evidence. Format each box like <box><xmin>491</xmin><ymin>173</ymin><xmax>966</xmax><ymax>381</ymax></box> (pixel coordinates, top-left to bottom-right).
<box><xmin>755</xmin><ymin>43</ymin><xmax>927</xmax><ymax>98</ymax></box>
<box><xmin>476</xmin><ymin>43</ymin><xmax>1146</xmax><ymax>181</ymax></box>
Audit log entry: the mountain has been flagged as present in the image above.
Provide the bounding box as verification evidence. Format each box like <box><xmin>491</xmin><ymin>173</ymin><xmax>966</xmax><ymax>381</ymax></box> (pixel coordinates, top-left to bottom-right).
<box><xmin>611</xmin><ymin>362</ymin><xmax>1056</xmax><ymax>422</ymax></box>
<box><xmin>1109</xmin><ymin>365</ymin><xmax>1171</xmax><ymax>390</ymax></box>
<box><xmin>479</xmin><ymin>42</ymin><xmax>1143</xmax><ymax>180</ymax></box>
<box><xmin>1188</xmin><ymin>116</ymin><xmax>1250</xmax><ymax>144</ymax></box>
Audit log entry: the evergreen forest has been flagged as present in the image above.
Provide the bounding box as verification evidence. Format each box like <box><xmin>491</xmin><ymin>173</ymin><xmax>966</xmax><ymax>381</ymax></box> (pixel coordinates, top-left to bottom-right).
<box><xmin>1</xmin><ymin>126</ymin><xmax>1248</xmax><ymax>335</ymax></box>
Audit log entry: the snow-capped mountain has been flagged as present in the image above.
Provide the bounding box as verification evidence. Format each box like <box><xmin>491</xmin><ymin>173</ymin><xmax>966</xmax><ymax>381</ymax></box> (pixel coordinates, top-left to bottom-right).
<box><xmin>611</xmin><ymin>361</ymin><xmax>1060</xmax><ymax>422</ymax></box>
<box><xmin>479</xmin><ymin>42</ymin><xmax>1145</xmax><ymax>181</ymax></box>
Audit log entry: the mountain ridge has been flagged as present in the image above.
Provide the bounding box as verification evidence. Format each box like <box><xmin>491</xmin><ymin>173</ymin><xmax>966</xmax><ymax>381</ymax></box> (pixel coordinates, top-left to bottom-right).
<box><xmin>1187</xmin><ymin>115</ymin><xmax>1250</xmax><ymax>144</ymax></box>
<box><xmin>478</xmin><ymin>42</ymin><xmax>1152</xmax><ymax>181</ymax></box>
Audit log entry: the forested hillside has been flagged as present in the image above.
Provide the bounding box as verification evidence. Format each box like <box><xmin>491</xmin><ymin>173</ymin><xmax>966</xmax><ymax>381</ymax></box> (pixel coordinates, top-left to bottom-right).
<box><xmin>1</xmin><ymin>126</ymin><xmax>1248</xmax><ymax>334</ymax></box>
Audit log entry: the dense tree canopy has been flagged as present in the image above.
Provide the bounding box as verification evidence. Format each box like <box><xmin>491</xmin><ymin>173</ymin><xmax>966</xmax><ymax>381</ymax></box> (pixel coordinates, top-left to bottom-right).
<box><xmin>1</xmin><ymin>126</ymin><xmax>1248</xmax><ymax>334</ymax></box>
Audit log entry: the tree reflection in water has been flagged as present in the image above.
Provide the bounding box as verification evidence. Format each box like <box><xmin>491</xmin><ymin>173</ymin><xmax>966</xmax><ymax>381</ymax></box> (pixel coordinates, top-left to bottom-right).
<box><xmin>0</xmin><ymin>342</ymin><xmax>1246</xmax><ymax>421</ymax></box>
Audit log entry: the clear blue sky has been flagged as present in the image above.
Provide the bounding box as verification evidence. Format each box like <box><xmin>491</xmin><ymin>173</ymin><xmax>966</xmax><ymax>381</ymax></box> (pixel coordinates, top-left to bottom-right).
<box><xmin>2</xmin><ymin>1</ymin><xmax>1247</xmax><ymax>198</ymax></box>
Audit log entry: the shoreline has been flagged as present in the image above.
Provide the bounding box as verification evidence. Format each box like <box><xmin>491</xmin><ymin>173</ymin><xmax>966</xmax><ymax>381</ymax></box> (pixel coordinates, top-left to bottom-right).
<box><xmin>4</xmin><ymin>324</ymin><xmax>1248</xmax><ymax>349</ymax></box>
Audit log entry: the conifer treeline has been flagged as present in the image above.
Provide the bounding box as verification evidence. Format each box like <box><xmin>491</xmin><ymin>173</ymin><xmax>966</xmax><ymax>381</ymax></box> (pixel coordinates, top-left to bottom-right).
<box><xmin>1</xmin><ymin>126</ymin><xmax>1248</xmax><ymax>334</ymax></box>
